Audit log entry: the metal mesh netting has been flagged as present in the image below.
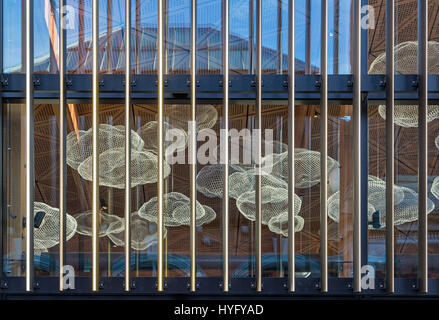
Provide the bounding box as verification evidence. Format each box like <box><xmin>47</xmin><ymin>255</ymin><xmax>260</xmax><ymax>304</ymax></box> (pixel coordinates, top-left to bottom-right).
<box><xmin>34</xmin><ymin>202</ymin><xmax>77</xmax><ymax>253</ymax></box>
<box><xmin>77</xmin><ymin>147</ymin><xmax>171</xmax><ymax>188</ymax></box>
<box><xmin>236</xmin><ymin>186</ymin><xmax>302</xmax><ymax>224</ymax></box>
<box><xmin>138</xmin><ymin>192</ymin><xmax>217</xmax><ymax>227</ymax></box>
<box><xmin>268</xmin><ymin>214</ymin><xmax>305</xmax><ymax>237</ymax></box>
<box><xmin>266</xmin><ymin>148</ymin><xmax>340</xmax><ymax>189</ymax></box>
<box><xmin>328</xmin><ymin>176</ymin><xmax>435</xmax><ymax>228</ymax></box>
<box><xmin>369</xmin><ymin>41</ymin><xmax>439</xmax><ymax>127</ymax></box>
<box><xmin>66</xmin><ymin>124</ymin><xmax>144</xmax><ymax>170</ymax></box>
<box><xmin>196</xmin><ymin>164</ymin><xmax>246</xmax><ymax>198</ymax></box>
<box><xmin>75</xmin><ymin>211</ymin><xmax>124</xmax><ymax>237</ymax></box>
<box><xmin>107</xmin><ymin>212</ymin><xmax>167</xmax><ymax>251</ymax></box>
<box><xmin>432</xmin><ymin>176</ymin><xmax>439</xmax><ymax>200</ymax></box>
<box><xmin>138</xmin><ymin>120</ymin><xmax>188</xmax><ymax>155</ymax></box>
<box><xmin>160</xmin><ymin>104</ymin><xmax>218</xmax><ymax>131</ymax></box>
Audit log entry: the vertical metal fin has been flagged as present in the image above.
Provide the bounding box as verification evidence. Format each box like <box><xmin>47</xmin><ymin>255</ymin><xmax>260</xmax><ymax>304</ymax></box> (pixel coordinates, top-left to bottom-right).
<box><xmin>92</xmin><ymin>0</ymin><xmax>100</xmax><ymax>292</ymax></box>
<box><xmin>157</xmin><ymin>0</ymin><xmax>165</xmax><ymax>292</ymax></box>
<box><xmin>353</xmin><ymin>0</ymin><xmax>362</xmax><ymax>293</ymax></box>
<box><xmin>190</xmin><ymin>0</ymin><xmax>197</xmax><ymax>293</ymax></box>
<box><xmin>59</xmin><ymin>0</ymin><xmax>67</xmax><ymax>292</ymax></box>
<box><xmin>25</xmin><ymin>0</ymin><xmax>35</xmax><ymax>293</ymax></box>
<box><xmin>255</xmin><ymin>0</ymin><xmax>262</xmax><ymax>293</ymax></box>
<box><xmin>385</xmin><ymin>0</ymin><xmax>395</xmax><ymax>294</ymax></box>
<box><xmin>287</xmin><ymin>0</ymin><xmax>295</xmax><ymax>293</ymax></box>
<box><xmin>418</xmin><ymin>0</ymin><xmax>428</xmax><ymax>294</ymax></box>
<box><xmin>222</xmin><ymin>0</ymin><xmax>230</xmax><ymax>293</ymax></box>
<box><xmin>320</xmin><ymin>0</ymin><xmax>328</xmax><ymax>293</ymax></box>
<box><xmin>124</xmin><ymin>0</ymin><xmax>132</xmax><ymax>292</ymax></box>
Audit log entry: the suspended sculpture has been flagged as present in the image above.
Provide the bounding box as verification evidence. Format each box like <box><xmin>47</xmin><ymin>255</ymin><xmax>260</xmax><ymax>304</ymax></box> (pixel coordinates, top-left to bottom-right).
<box><xmin>138</xmin><ymin>192</ymin><xmax>217</xmax><ymax>227</ymax></box>
<box><xmin>66</xmin><ymin>124</ymin><xmax>144</xmax><ymax>170</ymax></box>
<box><xmin>77</xmin><ymin>147</ymin><xmax>171</xmax><ymax>188</ymax></box>
<box><xmin>267</xmin><ymin>148</ymin><xmax>340</xmax><ymax>190</ymax></box>
<box><xmin>196</xmin><ymin>164</ymin><xmax>246</xmax><ymax>198</ymax></box>
<box><xmin>138</xmin><ymin>120</ymin><xmax>188</xmax><ymax>156</ymax></box>
<box><xmin>328</xmin><ymin>176</ymin><xmax>435</xmax><ymax>228</ymax></box>
<box><xmin>268</xmin><ymin>213</ymin><xmax>305</xmax><ymax>237</ymax></box>
<box><xmin>236</xmin><ymin>186</ymin><xmax>302</xmax><ymax>225</ymax></box>
<box><xmin>107</xmin><ymin>212</ymin><xmax>167</xmax><ymax>251</ymax></box>
<box><xmin>432</xmin><ymin>176</ymin><xmax>439</xmax><ymax>200</ymax></box>
<box><xmin>369</xmin><ymin>41</ymin><xmax>439</xmax><ymax>127</ymax></box>
<box><xmin>34</xmin><ymin>202</ymin><xmax>77</xmax><ymax>253</ymax></box>
<box><xmin>75</xmin><ymin>210</ymin><xmax>124</xmax><ymax>237</ymax></box>
<box><xmin>161</xmin><ymin>104</ymin><xmax>218</xmax><ymax>131</ymax></box>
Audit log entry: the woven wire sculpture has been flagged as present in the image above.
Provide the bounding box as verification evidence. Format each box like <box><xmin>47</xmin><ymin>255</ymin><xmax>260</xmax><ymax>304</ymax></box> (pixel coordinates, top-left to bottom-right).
<box><xmin>328</xmin><ymin>176</ymin><xmax>435</xmax><ymax>228</ymax></box>
<box><xmin>66</xmin><ymin>124</ymin><xmax>144</xmax><ymax>170</ymax></box>
<box><xmin>236</xmin><ymin>186</ymin><xmax>302</xmax><ymax>225</ymax></box>
<box><xmin>267</xmin><ymin>148</ymin><xmax>340</xmax><ymax>189</ymax></box>
<box><xmin>34</xmin><ymin>202</ymin><xmax>77</xmax><ymax>253</ymax></box>
<box><xmin>196</xmin><ymin>164</ymin><xmax>246</xmax><ymax>198</ymax></box>
<box><xmin>77</xmin><ymin>147</ymin><xmax>171</xmax><ymax>188</ymax></box>
<box><xmin>138</xmin><ymin>120</ymin><xmax>188</xmax><ymax>156</ymax></box>
<box><xmin>107</xmin><ymin>212</ymin><xmax>167</xmax><ymax>251</ymax></box>
<box><xmin>268</xmin><ymin>214</ymin><xmax>305</xmax><ymax>237</ymax></box>
<box><xmin>138</xmin><ymin>192</ymin><xmax>217</xmax><ymax>227</ymax></box>
<box><xmin>369</xmin><ymin>41</ymin><xmax>439</xmax><ymax>127</ymax></box>
<box><xmin>432</xmin><ymin>176</ymin><xmax>439</xmax><ymax>200</ymax></box>
<box><xmin>75</xmin><ymin>210</ymin><xmax>124</xmax><ymax>237</ymax></box>
<box><xmin>162</xmin><ymin>104</ymin><xmax>218</xmax><ymax>131</ymax></box>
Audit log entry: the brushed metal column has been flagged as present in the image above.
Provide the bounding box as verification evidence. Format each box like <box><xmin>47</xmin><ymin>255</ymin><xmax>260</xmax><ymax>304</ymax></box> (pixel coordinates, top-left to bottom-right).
<box><xmin>190</xmin><ymin>0</ymin><xmax>197</xmax><ymax>292</ymax></box>
<box><xmin>287</xmin><ymin>0</ymin><xmax>295</xmax><ymax>293</ymax></box>
<box><xmin>385</xmin><ymin>0</ymin><xmax>395</xmax><ymax>294</ymax></box>
<box><xmin>353</xmin><ymin>0</ymin><xmax>362</xmax><ymax>293</ymax></box>
<box><xmin>25</xmin><ymin>0</ymin><xmax>35</xmax><ymax>292</ymax></box>
<box><xmin>418</xmin><ymin>0</ymin><xmax>428</xmax><ymax>294</ymax></box>
<box><xmin>92</xmin><ymin>0</ymin><xmax>100</xmax><ymax>292</ymax></box>
<box><xmin>157</xmin><ymin>0</ymin><xmax>165</xmax><ymax>292</ymax></box>
<box><xmin>59</xmin><ymin>0</ymin><xmax>67</xmax><ymax>292</ymax></box>
<box><xmin>255</xmin><ymin>0</ymin><xmax>262</xmax><ymax>293</ymax></box>
<box><xmin>222</xmin><ymin>0</ymin><xmax>230</xmax><ymax>292</ymax></box>
<box><xmin>320</xmin><ymin>0</ymin><xmax>328</xmax><ymax>293</ymax></box>
<box><xmin>124</xmin><ymin>0</ymin><xmax>132</xmax><ymax>292</ymax></box>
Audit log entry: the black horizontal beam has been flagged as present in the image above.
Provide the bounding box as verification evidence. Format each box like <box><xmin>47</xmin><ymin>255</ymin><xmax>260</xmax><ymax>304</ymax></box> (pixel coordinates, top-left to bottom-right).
<box><xmin>1</xmin><ymin>74</ymin><xmax>439</xmax><ymax>98</ymax></box>
<box><xmin>1</xmin><ymin>277</ymin><xmax>439</xmax><ymax>297</ymax></box>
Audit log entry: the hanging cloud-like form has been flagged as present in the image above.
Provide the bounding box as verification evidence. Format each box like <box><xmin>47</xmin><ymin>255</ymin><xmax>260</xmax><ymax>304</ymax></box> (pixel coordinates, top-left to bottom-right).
<box><xmin>369</xmin><ymin>41</ymin><xmax>439</xmax><ymax>127</ymax></box>
<box><xmin>138</xmin><ymin>192</ymin><xmax>217</xmax><ymax>227</ymax></box>
<box><xmin>328</xmin><ymin>176</ymin><xmax>435</xmax><ymax>228</ymax></box>
<box><xmin>107</xmin><ymin>212</ymin><xmax>167</xmax><ymax>251</ymax></box>
<box><xmin>34</xmin><ymin>202</ymin><xmax>77</xmax><ymax>253</ymax></box>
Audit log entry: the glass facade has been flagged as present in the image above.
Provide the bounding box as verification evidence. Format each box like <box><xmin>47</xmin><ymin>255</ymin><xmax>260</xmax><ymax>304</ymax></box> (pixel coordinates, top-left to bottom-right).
<box><xmin>0</xmin><ymin>0</ymin><xmax>439</xmax><ymax>297</ymax></box>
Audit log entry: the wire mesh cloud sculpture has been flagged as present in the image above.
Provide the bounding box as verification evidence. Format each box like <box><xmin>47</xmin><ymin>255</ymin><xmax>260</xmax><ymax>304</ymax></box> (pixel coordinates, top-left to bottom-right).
<box><xmin>66</xmin><ymin>124</ymin><xmax>145</xmax><ymax>170</ymax></box>
<box><xmin>369</xmin><ymin>41</ymin><xmax>439</xmax><ymax>127</ymax></box>
<box><xmin>107</xmin><ymin>212</ymin><xmax>167</xmax><ymax>251</ymax></box>
<box><xmin>161</xmin><ymin>104</ymin><xmax>218</xmax><ymax>131</ymax></box>
<box><xmin>77</xmin><ymin>147</ymin><xmax>171</xmax><ymax>188</ymax></box>
<box><xmin>34</xmin><ymin>202</ymin><xmax>77</xmax><ymax>253</ymax></box>
<box><xmin>268</xmin><ymin>213</ymin><xmax>305</xmax><ymax>237</ymax></box>
<box><xmin>267</xmin><ymin>148</ymin><xmax>340</xmax><ymax>189</ymax></box>
<box><xmin>328</xmin><ymin>176</ymin><xmax>435</xmax><ymax>228</ymax></box>
<box><xmin>138</xmin><ymin>120</ymin><xmax>188</xmax><ymax>156</ymax></box>
<box><xmin>432</xmin><ymin>176</ymin><xmax>439</xmax><ymax>200</ymax></box>
<box><xmin>196</xmin><ymin>164</ymin><xmax>247</xmax><ymax>198</ymax></box>
<box><xmin>75</xmin><ymin>210</ymin><xmax>124</xmax><ymax>237</ymax></box>
<box><xmin>236</xmin><ymin>186</ymin><xmax>302</xmax><ymax>225</ymax></box>
<box><xmin>138</xmin><ymin>192</ymin><xmax>217</xmax><ymax>227</ymax></box>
